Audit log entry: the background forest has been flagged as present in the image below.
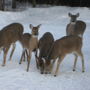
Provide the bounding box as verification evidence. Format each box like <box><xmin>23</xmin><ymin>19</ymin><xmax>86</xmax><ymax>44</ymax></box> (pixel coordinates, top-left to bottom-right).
<box><xmin>0</xmin><ymin>0</ymin><xmax>90</xmax><ymax>11</ymax></box>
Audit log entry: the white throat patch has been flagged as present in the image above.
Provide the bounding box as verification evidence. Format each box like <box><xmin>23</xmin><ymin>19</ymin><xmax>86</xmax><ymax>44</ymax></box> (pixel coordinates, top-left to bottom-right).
<box><xmin>32</xmin><ymin>35</ymin><xmax>38</xmax><ymax>38</ymax></box>
<box><xmin>70</xmin><ymin>22</ymin><xmax>76</xmax><ymax>25</ymax></box>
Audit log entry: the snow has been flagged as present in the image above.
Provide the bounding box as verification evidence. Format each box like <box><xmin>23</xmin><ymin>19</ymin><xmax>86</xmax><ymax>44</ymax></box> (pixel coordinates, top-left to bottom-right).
<box><xmin>0</xmin><ymin>6</ymin><xmax>90</xmax><ymax>90</ymax></box>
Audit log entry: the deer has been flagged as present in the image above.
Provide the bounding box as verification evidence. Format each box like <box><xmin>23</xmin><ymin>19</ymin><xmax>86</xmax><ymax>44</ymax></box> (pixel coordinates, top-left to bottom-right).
<box><xmin>43</xmin><ymin>35</ymin><xmax>85</xmax><ymax>77</ymax></box>
<box><xmin>66</xmin><ymin>13</ymin><xmax>86</xmax><ymax>37</ymax></box>
<box><xmin>0</xmin><ymin>23</ymin><xmax>24</xmax><ymax>66</ymax></box>
<box><xmin>19</xmin><ymin>24</ymin><xmax>41</xmax><ymax>72</ymax></box>
<box><xmin>36</xmin><ymin>32</ymin><xmax>54</xmax><ymax>74</ymax></box>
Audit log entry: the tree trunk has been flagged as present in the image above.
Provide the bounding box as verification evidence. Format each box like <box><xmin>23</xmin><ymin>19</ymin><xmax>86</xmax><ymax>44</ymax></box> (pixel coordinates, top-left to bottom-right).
<box><xmin>32</xmin><ymin>0</ymin><xmax>36</xmax><ymax>7</ymax></box>
<box><xmin>12</xmin><ymin>0</ymin><xmax>16</xmax><ymax>9</ymax></box>
<box><xmin>0</xmin><ymin>0</ymin><xmax>4</xmax><ymax>11</ymax></box>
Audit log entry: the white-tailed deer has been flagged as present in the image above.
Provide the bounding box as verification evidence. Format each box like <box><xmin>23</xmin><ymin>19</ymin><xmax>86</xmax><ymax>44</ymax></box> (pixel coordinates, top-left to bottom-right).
<box><xmin>37</xmin><ymin>32</ymin><xmax>54</xmax><ymax>74</ymax></box>
<box><xmin>19</xmin><ymin>24</ymin><xmax>41</xmax><ymax>72</ymax></box>
<box><xmin>44</xmin><ymin>35</ymin><xmax>85</xmax><ymax>77</ymax></box>
<box><xmin>66</xmin><ymin>13</ymin><xmax>86</xmax><ymax>37</ymax></box>
<box><xmin>0</xmin><ymin>23</ymin><xmax>24</xmax><ymax>66</ymax></box>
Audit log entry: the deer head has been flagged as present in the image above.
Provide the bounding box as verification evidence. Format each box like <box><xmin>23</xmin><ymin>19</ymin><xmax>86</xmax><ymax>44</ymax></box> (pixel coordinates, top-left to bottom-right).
<box><xmin>68</xmin><ymin>13</ymin><xmax>79</xmax><ymax>23</ymax></box>
<box><xmin>30</xmin><ymin>24</ymin><xmax>41</xmax><ymax>36</ymax></box>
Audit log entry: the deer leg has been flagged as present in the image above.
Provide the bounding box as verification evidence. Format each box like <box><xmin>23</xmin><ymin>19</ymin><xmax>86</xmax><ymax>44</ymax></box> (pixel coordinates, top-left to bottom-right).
<box><xmin>54</xmin><ymin>55</ymin><xmax>65</xmax><ymax>77</ymax></box>
<box><xmin>27</xmin><ymin>50</ymin><xmax>31</xmax><ymax>72</ymax></box>
<box><xmin>49</xmin><ymin>60</ymin><xmax>56</xmax><ymax>74</ymax></box>
<box><xmin>34</xmin><ymin>50</ymin><xmax>39</xmax><ymax>69</ymax></box>
<box><xmin>9</xmin><ymin>43</ymin><xmax>16</xmax><ymax>61</ymax></box>
<box><xmin>2</xmin><ymin>46</ymin><xmax>10</xmax><ymax>66</ymax></box>
<box><xmin>73</xmin><ymin>54</ymin><xmax>78</xmax><ymax>71</ymax></box>
<box><xmin>19</xmin><ymin>49</ymin><xmax>25</xmax><ymax>64</ymax></box>
<box><xmin>23</xmin><ymin>50</ymin><xmax>26</xmax><ymax>62</ymax></box>
<box><xmin>79</xmin><ymin>51</ymin><xmax>85</xmax><ymax>72</ymax></box>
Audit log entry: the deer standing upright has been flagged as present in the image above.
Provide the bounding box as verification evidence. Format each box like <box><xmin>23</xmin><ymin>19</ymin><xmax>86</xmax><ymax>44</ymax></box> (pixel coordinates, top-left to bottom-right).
<box><xmin>19</xmin><ymin>24</ymin><xmax>41</xmax><ymax>72</ymax></box>
<box><xmin>66</xmin><ymin>13</ymin><xmax>86</xmax><ymax>37</ymax></box>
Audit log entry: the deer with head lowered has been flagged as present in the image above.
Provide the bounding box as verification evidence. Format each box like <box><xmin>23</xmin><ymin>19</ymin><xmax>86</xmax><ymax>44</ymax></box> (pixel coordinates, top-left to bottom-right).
<box><xmin>19</xmin><ymin>24</ymin><xmax>41</xmax><ymax>72</ymax></box>
<box><xmin>66</xmin><ymin>13</ymin><xmax>86</xmax><ymax>37</ymax></box>
<box><xmin>36</xmin><ymin>32</ymin><xmax>54</xmax><ymax>74</ymax></box>
<box><xmin>0</xmin><ymin>23</ymin><xmax>24</xmax><ymax>66</ymax></box>
<box><xmin>43</xmin><ymin>35</ymin><xmax>85</xmax><ymax>77</ymax></box>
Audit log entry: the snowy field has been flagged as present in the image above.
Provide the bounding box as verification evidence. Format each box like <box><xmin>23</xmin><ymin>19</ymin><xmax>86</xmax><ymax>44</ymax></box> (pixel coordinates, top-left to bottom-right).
<box><xmin>0</xmin><ymin>6</ymin><xmax>90</xmax><ymax>90</ymax></box>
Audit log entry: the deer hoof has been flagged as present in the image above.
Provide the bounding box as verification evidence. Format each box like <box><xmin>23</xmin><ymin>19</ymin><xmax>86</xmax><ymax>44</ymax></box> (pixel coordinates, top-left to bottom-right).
<box><xmin>26</xmin><ymin>69</ymin><xmax>29</xmax><ymax>72</ymax></box>
<box><xmin>54</xmin><ymin>75</ymin><xmax>57</xmax><ymax>77</ymax></box>
<box><xmin>41</xmin><ymin>72</ymin><xmax>44</xmax><ymax>74</ymax></box>
<box><xmin>2</xmin><ymin>64</ymin><xmax>5</xmax><ymax>67</ymax></box>
<box><xmin>19</xmin><ymin>62</ymin><xmax>21</xmax><ymax>64</ymax></box>
<box><xmin>45</xmin><ymin>72</ymin><xmax>48</xmax><ymax>74</ymax></box>
<box><xmin>73</xmin><ymin>69</ymin><xmax>75</xmax><ymax>71</ymax></box>
<box><xmin>48</xmin><ymin>72</ymin><xmax>51</xmax><ymax>74</ymax></box>
<box><xmin>82</xmin><ymin>70</ymin><xmax>85</xmax><ymax>73</ymax></box>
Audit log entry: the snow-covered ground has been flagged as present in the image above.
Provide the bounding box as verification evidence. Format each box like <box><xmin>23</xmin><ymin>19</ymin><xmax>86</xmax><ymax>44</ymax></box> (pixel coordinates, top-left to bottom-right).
<box><xmin>0</xmin><ymin>6</ymin><xmax>90</xmax><ymax>90</ymax></box>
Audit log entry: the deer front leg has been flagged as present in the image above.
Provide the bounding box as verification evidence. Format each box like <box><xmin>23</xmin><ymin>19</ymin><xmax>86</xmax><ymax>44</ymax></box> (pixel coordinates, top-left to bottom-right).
<box><xmin>49</xmin><ymin>60</ymin><xmax>56</xmax><ymax>74</ymax></box>
<box><xmin>2</xmin><ymin>46</ymin><xmax>10</xmax><ymax>66</ymax></box>
<box><xmin>34</xmin><ymin>49</ymin><xmax>39</xmax><ymax>69</ymax></box>
<box><xmin>9</xmin><ymin>43</ymin><xmax>16</xmax><ymax>61</ymax></box>
<box><xmin>54</xmin><ymin>55</ymin><xmax>65</xmax><ymax>77</ymax></box>
<box><xmin>19</xmin><ymin>50</ymin><xmax>25</xmax><ymax>64</ymax></box>
<box><xmin>23</xmin><ymin>49</ymin><xmax>26</xmax><ymax>62</ymax></box>
<box><xmin>27</xmin><ymin>50</ymin><xmax>31</xmax><ymax>72</ymax></box>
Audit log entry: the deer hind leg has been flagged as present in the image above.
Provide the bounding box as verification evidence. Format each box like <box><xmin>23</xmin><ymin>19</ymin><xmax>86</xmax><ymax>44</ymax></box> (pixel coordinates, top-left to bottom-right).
<box><xmin>27</xmin><ymin>50</ymin><xmax>31</xmax><ymax>72</ymax></box>
<box><xmin>2</xmin><ymin>46</ymin><xmax>10</xmax><ymax>66</ymax></box>
<box><xmin>22</xmin><ymin>49</ymin><xmax>27</xmax><ymax>62</ymax></box>
<box><xmin>23</xmin><ymin>49</ymin><xmax>26</xmax><ymax>62</ymax></box>
<box><xmin>54</xmin><ymin>55</ymin><xmax>65</xmax><ymax>77</ymax></box>
<box><xmin>9</xmin><ymin>43</ymin><xmax>16</xmax><ymax>61</ymax></box>
<box><xmin>78</xmin><ymin>50</ymin><xmax>85</xmax><ymax>72</ymax></box>
<box><xmin>73</xmin><ymin>53</ymin><xmax>78</xmax><ymax>71</ymax></box>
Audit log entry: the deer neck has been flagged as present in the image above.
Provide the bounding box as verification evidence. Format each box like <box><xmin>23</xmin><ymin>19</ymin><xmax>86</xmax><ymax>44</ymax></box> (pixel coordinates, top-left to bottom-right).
<box><xmin>29</xmin><ymin>35</ymin><xmax>38</xmax><ymax>50</ymax></box>
<box><xmin>31</xmin><ymin>35</ymin><xmax>38</xmax><ymax>41</ymax></box>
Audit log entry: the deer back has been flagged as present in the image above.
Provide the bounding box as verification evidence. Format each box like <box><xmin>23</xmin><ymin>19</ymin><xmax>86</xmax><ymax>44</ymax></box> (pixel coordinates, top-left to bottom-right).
<box><xmin>19</xmin><ymin>33</ymin><xmax>31</xmax><ymax>49</ymax></box>
<box><xmin>47</xmin><ymin>35</ymin><xmax>82</xmax><ymax>60</ymax></box>
<box><xmin>38</xmin><ymin>32</ymin><xmax>54</xmax><ymax>58</ymax></box>
<box><xmin>0</xmin><ymin>23</ymin><xmax>24</xmax><ymax>47</ymax></box>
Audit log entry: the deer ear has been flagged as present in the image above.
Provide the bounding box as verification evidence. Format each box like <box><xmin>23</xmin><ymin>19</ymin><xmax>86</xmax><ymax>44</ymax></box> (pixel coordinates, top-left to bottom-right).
<box><xmin>68</xmin><ymin>12</ymin><xmax>71</xmax><ymax>17</ymax></box>
<box><xmin>30</xmin><ymin>24</ymin><xmax>33</xmax><ymax>29</ymax></box>
<box><xmin>76</xmin><ymin>13</ymin><xmax>79</xmax><ymax>17</ymax></box>
<box><xmin>37</xmin><ymin>24</ymin><xmax>41</xmax><ymax>29</ymax></box>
